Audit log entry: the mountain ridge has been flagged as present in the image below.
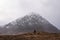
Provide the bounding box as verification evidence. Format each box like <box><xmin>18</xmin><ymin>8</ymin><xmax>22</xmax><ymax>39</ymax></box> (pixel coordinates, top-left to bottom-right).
<box><xmin>0</xmin><ymin>12</ymin><xmax>60</xmax><ymax>34</ymax></box>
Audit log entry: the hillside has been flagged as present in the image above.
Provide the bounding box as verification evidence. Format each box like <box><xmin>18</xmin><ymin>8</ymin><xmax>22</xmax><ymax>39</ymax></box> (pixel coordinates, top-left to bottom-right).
<box><xmin>2</xmin><ymin>13</ymin><xmax>60</xmax><ymax>34</ymax></box>
<box><xmin>0</xmin><ymin>32</ymin><xmax>60</xmax><ymax>40</ymax></box>
<box><xmin>0</xmin><ymin>13</ymin><xmax>59</xmax><ymax>35</ymax></box>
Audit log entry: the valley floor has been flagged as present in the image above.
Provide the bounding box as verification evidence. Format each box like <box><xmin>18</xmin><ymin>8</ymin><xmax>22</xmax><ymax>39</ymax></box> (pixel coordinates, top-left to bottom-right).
<box><xmin>0</xmin><ymin>32</ymin><xmax>60</xmax><ymax>40</ymax></box>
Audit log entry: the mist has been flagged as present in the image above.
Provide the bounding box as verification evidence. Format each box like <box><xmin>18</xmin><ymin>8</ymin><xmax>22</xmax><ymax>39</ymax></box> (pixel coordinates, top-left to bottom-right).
<box><xmin>0</xmin><ymin>0</ymin><xmax>60</xmax><ymax>29</ymax></box>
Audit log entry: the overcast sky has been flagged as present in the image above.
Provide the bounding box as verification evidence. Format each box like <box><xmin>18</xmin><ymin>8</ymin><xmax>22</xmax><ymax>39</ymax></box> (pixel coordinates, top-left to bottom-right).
<box><xmin>0</xmin><ymin>0</ymin><xmax>60</xmax><ymax>29</ymax></box>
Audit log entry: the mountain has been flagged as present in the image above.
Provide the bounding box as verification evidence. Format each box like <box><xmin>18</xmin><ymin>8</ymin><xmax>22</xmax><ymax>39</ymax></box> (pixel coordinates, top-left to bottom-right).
<box><xmin>2</xmin><ymin>12</ymin><xmax>60</xmax><ymax>34</ymax></box>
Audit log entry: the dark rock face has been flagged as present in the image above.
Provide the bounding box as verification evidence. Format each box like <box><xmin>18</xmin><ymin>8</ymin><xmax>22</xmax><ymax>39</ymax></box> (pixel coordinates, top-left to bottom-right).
<box><xmin>2</xmin><ymin>13</ymin><xmax>60</xmax><ymax>34</ymax></box>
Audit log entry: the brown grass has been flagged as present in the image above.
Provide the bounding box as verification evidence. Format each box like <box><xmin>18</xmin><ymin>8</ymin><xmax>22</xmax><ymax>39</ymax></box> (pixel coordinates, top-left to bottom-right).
<box><xmin>0</xmin><ymin>32</ymin><xmax>60</xmax><ymax>40</ymax></box>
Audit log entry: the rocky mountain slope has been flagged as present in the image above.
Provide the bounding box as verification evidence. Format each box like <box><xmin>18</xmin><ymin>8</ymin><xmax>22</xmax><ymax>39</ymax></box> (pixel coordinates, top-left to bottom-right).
<box><xmin>1</xmin><ymin>13</ymin><xmax>60</xmax><ymax>34</ymax></box>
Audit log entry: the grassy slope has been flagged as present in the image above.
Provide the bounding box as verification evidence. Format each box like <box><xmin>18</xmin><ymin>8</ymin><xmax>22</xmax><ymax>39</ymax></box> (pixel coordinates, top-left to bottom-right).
<box><xmin>0</xmin><ymin>32</ymin><xmax>60</xmax><ymax>40</ymax></box>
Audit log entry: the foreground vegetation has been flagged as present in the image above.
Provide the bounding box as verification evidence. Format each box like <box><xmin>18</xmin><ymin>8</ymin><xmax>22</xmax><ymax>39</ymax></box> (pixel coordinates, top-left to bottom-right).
<box><xmin>0</xmin><ymin>32</ymin><xmax>60</xmax><ymax>40</ymax></box>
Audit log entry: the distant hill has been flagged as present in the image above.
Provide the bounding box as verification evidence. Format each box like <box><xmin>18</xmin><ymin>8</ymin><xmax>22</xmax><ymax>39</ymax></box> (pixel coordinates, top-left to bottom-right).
<box><xmin>1</xmin><ymin>12</ymin><xmax>60</xmax><ymax>34</ymax></box>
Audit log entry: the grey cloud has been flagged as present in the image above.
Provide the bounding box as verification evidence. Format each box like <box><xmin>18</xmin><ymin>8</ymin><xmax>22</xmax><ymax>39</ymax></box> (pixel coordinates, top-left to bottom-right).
<box><xmin>0</xmin><ymin>0</ymin><xmax>60</xmax><ymax>29</ymax></box>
